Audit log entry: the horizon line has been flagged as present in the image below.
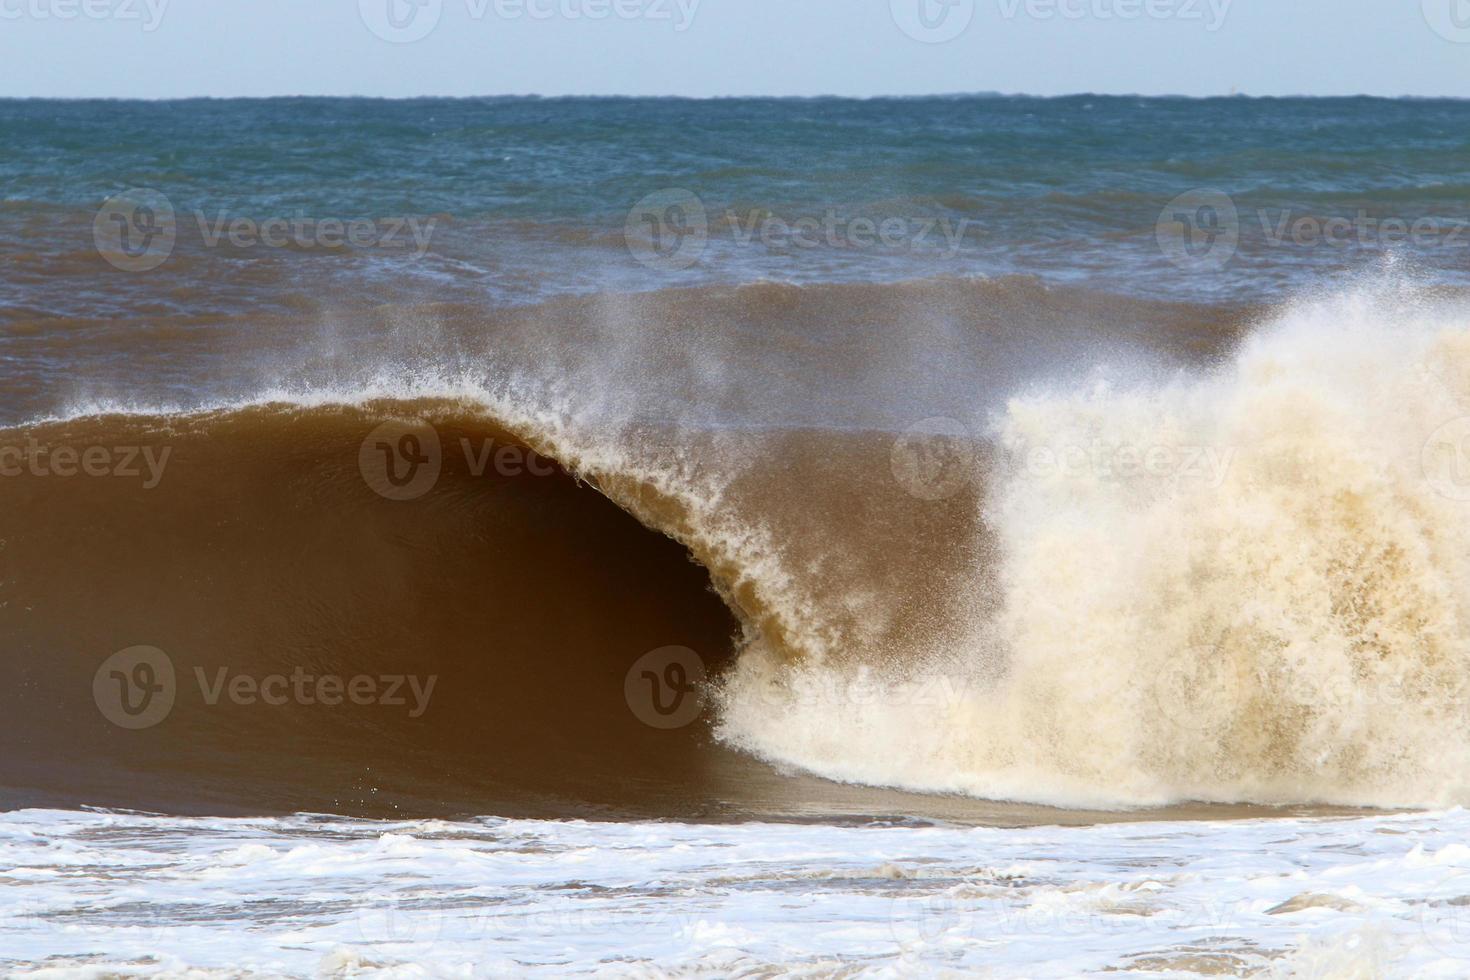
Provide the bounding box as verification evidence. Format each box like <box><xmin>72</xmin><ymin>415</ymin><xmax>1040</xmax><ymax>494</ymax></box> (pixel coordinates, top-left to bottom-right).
<box><xmin>3</xmin><ymin>91</ymin><xmax>1469</xmax><ymax>103</ymax></box>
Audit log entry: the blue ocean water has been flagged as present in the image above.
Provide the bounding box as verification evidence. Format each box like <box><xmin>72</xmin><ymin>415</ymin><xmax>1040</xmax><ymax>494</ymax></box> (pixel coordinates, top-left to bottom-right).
<box><xmin>3</xmin><ymin>95</ymin><xmax>1470</xmax><ymax>320</ymax></box>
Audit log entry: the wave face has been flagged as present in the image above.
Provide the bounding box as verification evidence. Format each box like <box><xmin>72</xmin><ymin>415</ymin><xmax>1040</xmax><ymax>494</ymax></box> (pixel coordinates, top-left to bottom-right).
<box><xmin>0</xmin><ymin>397</ymin><xmax>1097</xmax><ymax>824</ymax></box>
<box><xmin>0</xmin><ymin>405</ymin><xmax>748</xmax><ymax>818</ymax></box>
<box><xmin>5</xmin><ymin>275</ymin><xmax>1470</xmax><ymax>816</ymax></box>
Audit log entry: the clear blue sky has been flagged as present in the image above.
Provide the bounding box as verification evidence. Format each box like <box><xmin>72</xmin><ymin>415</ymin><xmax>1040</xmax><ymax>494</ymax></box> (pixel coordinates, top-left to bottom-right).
<box><xmin>2</xmin><ymin>0</ymin><xmax>1468</xmax><ymax>99</ymax></box>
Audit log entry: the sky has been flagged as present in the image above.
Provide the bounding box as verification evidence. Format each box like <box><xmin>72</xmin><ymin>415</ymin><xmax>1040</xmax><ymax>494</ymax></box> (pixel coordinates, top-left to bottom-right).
<box><xmin>0</xmin><ymin>0</ymin><xmax>1468</xmax><ymax>99</ymax></box>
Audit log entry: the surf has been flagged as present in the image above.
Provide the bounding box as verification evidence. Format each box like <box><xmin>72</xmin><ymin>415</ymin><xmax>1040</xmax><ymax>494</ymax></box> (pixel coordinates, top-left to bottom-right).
<box><xmin>719</xmin><ymin>280</ymin><xmax>1470</xmax><ymax>810</ymax></box>
<box><xmin>4</xmin><ymin>277</ymin><xmax>1468</xmax><ymax>818</ymax></box>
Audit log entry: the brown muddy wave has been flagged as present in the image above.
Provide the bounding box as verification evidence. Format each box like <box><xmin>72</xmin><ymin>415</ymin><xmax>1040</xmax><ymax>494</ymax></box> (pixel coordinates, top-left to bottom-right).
<box><xmin>0</xmin><ymin>399</ymin><xmax>1046</xmax><ymax>824</ymax></box>
<box><xmin>6</xmin><ymin>276</ymin><xmax>1470</xmax><ymax>821</ymax></box>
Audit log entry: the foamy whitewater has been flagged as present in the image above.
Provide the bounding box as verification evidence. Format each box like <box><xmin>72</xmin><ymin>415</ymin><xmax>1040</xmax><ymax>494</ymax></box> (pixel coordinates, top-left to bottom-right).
<box><xmin>7</xmin><ymin>806</ymin><xmax>1470</xmax><ymax>977</ymax></box>
<box><xmin>717</xmin><ymin>283</ymin><xmax>1470</xmax><ymax>811</ymax></box>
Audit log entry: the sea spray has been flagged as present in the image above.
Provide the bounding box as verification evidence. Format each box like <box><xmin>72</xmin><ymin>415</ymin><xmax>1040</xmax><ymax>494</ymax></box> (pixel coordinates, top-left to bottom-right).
<box><xmin>718</xmin><ymin>286</ymin><xmax>1470</xmax><ymax>809</ymax></box>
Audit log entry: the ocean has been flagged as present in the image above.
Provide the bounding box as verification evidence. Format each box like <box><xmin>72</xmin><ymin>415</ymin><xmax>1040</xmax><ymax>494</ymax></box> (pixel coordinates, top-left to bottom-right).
<box><xmin>4</xmin><ymin>94</ymin><xmax>1470</xmax><ymax>976</ymax></box>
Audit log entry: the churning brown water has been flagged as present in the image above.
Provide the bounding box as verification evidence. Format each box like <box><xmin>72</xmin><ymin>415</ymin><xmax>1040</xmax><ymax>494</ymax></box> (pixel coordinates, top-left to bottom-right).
<box><xmin>5</xmin><ymin>276</ymin><xmax>1467</xmax><ymax>823</ymax></box>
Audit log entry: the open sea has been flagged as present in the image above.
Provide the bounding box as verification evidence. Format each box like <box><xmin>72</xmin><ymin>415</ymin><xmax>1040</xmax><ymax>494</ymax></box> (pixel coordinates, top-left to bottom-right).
<box><xmin>5</xmin><ymin>95</ymin><xmax>1470</xmax><ymax>976</ymax></box>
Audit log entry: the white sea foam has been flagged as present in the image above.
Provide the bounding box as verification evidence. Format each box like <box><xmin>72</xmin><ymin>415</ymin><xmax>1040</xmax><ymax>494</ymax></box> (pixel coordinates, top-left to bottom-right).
<box><xmin>4</xmin><ymin>807</ymin><xmax>1470</xmax><ymax>977</ymax></box>
<box><xmin>718</xmin><ymin>285</ymin><xmax>1470</xmax><ymax>809</ymax></box>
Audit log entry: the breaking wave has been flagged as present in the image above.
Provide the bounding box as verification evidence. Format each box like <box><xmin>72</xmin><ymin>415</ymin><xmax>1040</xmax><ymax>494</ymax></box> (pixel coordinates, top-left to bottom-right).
<box><xmin>5</xmin><ymin>277</ymin><xmax>1469</xmax><ymax>816</ymax></box>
